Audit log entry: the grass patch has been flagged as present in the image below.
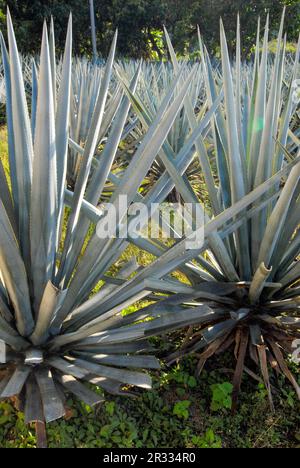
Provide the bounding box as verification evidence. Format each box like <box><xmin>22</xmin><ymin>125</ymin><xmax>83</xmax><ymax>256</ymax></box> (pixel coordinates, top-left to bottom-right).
<box><xmin>0</xmin><ymin>355</ymin><xmax>299</xmax><ymax>448</ymax></box>
<box><xmin>0</xmin><ymin>126</ymin><xmax>9</xmax><ymax>175</ymax></box>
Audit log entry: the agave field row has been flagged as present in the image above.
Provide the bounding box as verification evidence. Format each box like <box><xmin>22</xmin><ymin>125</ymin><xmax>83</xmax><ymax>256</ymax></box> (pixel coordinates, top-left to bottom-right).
<box><xmin>0</xmin><ymin>7</ymin><xmax>299</xmax><ymax>432</ymax></box>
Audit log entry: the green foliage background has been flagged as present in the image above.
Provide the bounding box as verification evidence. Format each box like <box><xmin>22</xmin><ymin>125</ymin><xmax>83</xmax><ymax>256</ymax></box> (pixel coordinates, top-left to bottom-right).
<box><xmin>0</xmin><ymin>0</ymin><xmax>299</xmax><ymax>58</ymax></box>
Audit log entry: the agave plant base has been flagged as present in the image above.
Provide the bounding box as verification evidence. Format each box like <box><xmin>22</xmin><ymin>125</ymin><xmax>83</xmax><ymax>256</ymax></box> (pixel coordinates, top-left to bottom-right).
<box><xmin>166</xmin><ymin>290</ymin><xmax>300</xmax><ymax>410</ymax></box>
<box><xmin>0</xmin><ymin>364</ymin><xmax>48</xmax><ymax>448</ymax></box>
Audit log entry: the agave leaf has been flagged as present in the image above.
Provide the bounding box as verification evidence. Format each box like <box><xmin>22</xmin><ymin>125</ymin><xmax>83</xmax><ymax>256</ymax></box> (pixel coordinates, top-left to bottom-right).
<box><xmin>35</xmin><ymin>368</ymin><xmax>66</xmax><ymax>423</ymax></box>
<box><xmin>30</xmin><ymin>23</ymin><xmax>57</xmax><ymax>311</ymax></box>
<box><xmin>73</xmin><ymin>353</ymin><xmax>160</xmax><ymax>370</ymax></box>
<box><xmin>76</xmin><ymin>341</ymin><xmax>152</xmax><ymax>356</ymax></box>
<box><xmin>201</xmin><ymin>319</ymin><xmax>236</xmax><ymax>346</ymax></box>
<box><xmin>0</xmin><ymin>326</ymin><xmax>29</xmax><ymax>351</ymax></box>
<box><xmin>251</xmin><ymin>11</ymin><xmax>286</xmax><ymax>265</ymax></box>
<box><xmin>0</xmin><ymin>199</ymin><xmax>33</xmax><ymax>336</ymax></box>
<box><xmin>88</xmin><ymin>64</ymin><xmax>141</xmax><ymax>204</ymax></box>
<box><xmin>56</xmin><ymin>14</ymin><xmax>72</xmax><ymax>249</ymax></box>
<box><xmin>0</xmin><ymin>315</ymin><xmax>18</xmax><ymax>337</ymax></box>
<box><xmin>276</xmin><ymin>229</ymin><xmax>300</xmax><ymax>278</ymax></box>
<box><xmin>84</xmin><ymin>374</ymin><xmax>133</xmax><ymax>396</ymax></box>
<box><xmin>49</xmin><ymin>16</ymin><xmax>56</xmax><ymax>111</ymax></box>
<box><xmin>97</xmin><ymin>84</ymin><xmax>123</xmax><ymax>144</ymax></box>
<box><xmin>50</xmin><ymin>320</ymin><xmax>147</xmax><ymax>351</ymax></box>
<box><xmin>220</xmin><ymin>19</ymin><xmax>246</xmax><ymax>201</ymax></box>
<box><xmin>248</xmin><ymin>15</ymin><xmax>269</xmax><ymax>183</ymax></box>
<box><xmin>30</xmin><ymin>281</ymin><xmax>66</xmax><ymax>345</ymax></box>
<box><xmin>249</xmin><ymin>262</ymin><xmax>272</xmax><ymax>304</ymax></box>
<box><xmin>73</xmin><ymin>341</ymin><xmax>153</xmax><ymax>355</ymax></box>
<box><xmin>274</xmin><ymin>34</ymin><xmax>300</xmax><ymax>172</ymax></box>
<box><xmin>0</xmin><ymin>32</ymin><xmax>18</xmax><ymax>211</ymax></box>
<box><xmin>0</xmin><ymin>290</ymin><xmax>13</xmax><ymax>323</ymax></box>
<box><xmin>6</xmin><ymin>9</ymin><xmax>33</xmax><ymax>269</ymax></box>
<box><xmin>144</xmin><ymin>306</ymin><xmax>225</xmax><ymax>336</ymax></box>
<box><xmin>198</xmin><ymin>31</ymin><xmax>231</xmax><ymax>208</ymax></box>
<box><xmin>220</xmin><ymin>20</ymin><xmax>251</xmax><ymax>279</ymax></box>
<box><xmin>235</xmin><ymin>15</ymin><xmax>246</xmax><ymax>165</ymax></box>
<box><xmin>47</xmin><ymin>356</ymin><xmax>90</xmax><ymax>379</ymax></box>
<box><xmin>0</xmin><ymin>158</ymin><xmax>15</xmax><ymax>234</ymax></box>
<box><xmin>0</xmin><ymin>374</ymin><xmax>12</xmax><ymax>397</ymax></box>
<box><xmin>31</xmin><ymin>59</ymin><xmax>38</xmax><ymax>138</ymax></box>
<box><xmin>255</xmin><ymin>33</ymin><xmax>286</xmax><ymax>188</ymax></box>
<box><xmin>277</xmin><ymin>260</ymin><xmax>300</xmax><ymax>287</ymax></box>
<box><xmin>67</xmin><ymin>357</ymin><xmax>152</xmax><ymax>389</ymax></box>
<box><xmin>268</xmin><ymin>172</ymin><xmax>300</xmax><ymax>273</ymax></box>
<box><xmin>253</xmin><ymin>17</ymin><xmax>261</xmax><ymax>78</ymax></box>
<box><xmin>1</xmin><ymin>365</ymin><xmax>31</xmax><ymax>397</ymax></box>
<box><xmin>25</xmin><ymin>376</ymin><xmax>44</xmax><ymax>424</ymax></box>
<box><xmin>55</xmin><ymin>373</ymin><xmax>104</xmax><ymax>407</ymax></box>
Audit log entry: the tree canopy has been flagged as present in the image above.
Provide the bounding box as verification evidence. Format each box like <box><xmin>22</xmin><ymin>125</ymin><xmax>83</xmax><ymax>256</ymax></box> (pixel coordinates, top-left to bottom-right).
<box><xmin>0</xmin><ymin>0</ymin><xmax>299</xmax><ymax>58</ymax></box>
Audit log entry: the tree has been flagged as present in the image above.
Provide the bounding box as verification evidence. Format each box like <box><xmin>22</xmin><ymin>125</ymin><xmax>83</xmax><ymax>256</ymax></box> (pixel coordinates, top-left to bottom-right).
<box><xmin>221</xmin><ymin>0</ymin><xmax>300</xmax><ymax>56</ymax></box>
<box><xmin>0</xmin><ymin>0</ymin><xmax>299</xmax><ymax>58</ymax></box>
<box><xmin>0</xmin><ymin>0</ymin><xmax>91</xmax><ymax>55</ymax></box>
<box><xmin>164</xmin><ymin>0</ymin><xmax>300</xmax><ymax>58</ymax></box>
<box><xmin>95</xmin><ymin>0</ymin><xmax>168</xmax><ymax>58</ymax></box>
